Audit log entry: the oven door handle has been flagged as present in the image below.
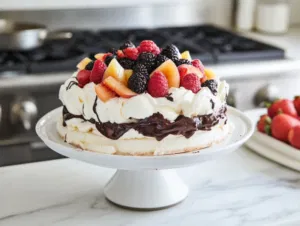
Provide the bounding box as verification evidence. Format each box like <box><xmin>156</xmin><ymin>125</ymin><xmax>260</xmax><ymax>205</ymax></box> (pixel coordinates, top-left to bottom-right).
<box><xmin>30</xmin><ymin>141</ymin><xmax>47</xmax><ymax>150</ymax></box>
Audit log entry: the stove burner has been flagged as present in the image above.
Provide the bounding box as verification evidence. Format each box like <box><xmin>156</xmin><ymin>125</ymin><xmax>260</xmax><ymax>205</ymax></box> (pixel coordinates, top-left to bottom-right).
<box><xmin>0</xmin><ymin>25</ymin><xmax>285</xmax><ymax>75</ymax></box>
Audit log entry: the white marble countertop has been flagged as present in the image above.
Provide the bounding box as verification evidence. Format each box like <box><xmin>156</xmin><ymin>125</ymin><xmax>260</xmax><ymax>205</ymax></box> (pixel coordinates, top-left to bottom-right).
<box><xmin>1</xmin><ymin>146</ymin><xmax>300</xmax><ymax>226</ymax></box>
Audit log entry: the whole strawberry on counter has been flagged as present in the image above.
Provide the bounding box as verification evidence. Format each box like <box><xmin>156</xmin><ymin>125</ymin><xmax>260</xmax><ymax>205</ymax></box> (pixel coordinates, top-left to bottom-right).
<box><xmin>267</xmin><ymin>99</ymin><xmax>298</xmax><ymax>118</ymax></box>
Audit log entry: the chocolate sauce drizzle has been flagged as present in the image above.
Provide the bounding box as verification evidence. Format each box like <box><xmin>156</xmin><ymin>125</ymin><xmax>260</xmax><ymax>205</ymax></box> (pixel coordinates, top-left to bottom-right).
<box><xmin>165</xmin><ymin>93</ymin><xmax>174</xmax><ymax>102</ymax></box>
<box><xmin>66</xmin><ymin>81</ymin><xmax>79</xmax><ymax>90</ymax></box>
<box><xmin>62</xmin><ymin>100</ymin><xmax>227</xmax><ymax>141</ymax></box>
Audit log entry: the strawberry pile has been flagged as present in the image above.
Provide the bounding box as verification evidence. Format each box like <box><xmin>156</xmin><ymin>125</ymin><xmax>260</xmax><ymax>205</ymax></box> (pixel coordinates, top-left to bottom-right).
<box><xmin>75</xmin><ymin>40</ymin><xmax>217</xmax><ymax>102</ymax></box>
<box><xmin>257</xmin><ymin>97</ymin><xmax>300</xmax><ymax>149</ymax></box>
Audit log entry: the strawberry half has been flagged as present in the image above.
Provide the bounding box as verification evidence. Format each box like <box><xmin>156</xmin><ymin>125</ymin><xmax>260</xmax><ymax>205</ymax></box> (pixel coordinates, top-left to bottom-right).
<box><xmin>90</xmin><ymin>60</ymin><xmax>107</xmax><ymax>84</ymax></box>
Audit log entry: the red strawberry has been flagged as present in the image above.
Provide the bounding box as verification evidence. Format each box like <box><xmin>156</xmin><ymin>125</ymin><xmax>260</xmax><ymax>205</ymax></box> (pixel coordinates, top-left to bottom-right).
<box><xmin>271</xmin><ymin>114</ymin><xmax>300</xmax><ymax>142</ymax></box>
<box><xmin>147</xmin><ymin>71</ymin><xmax>168</xmax><ymax>97</ymax></box>
<box><xmin>90</xmin><ymin>60</ymin><xmax>107</xmax><ymax>84</ymax></box>
<box><xmin>267</xmin><ymin>99</ymin><xmax>298</xmax><ymax>118</ymax></box>
<box><xmin>288</xmin><ymin>126</ymin><xmax>300</xmax><ymax>149</ymax></box>
<box><xmin>77</xmin><ymin>70</ymin><xmax>91</xmax><ymax>87</ymax></box>
<box><xmin>138</xmin><ymin>40</ymin><xmax>160</xmax><ymax>55</ymax></box>
<box><xmin>293</xmin><ymin>96</ymin><xmax>300</xmax><ymax>116</ymax></box>
<box><xmin>117</xmin><ymin>50</ymin><xmax>125</xmax><ymax>59</ymax></box>
<box><xmin>123</xmin><ymin>48</ymin><xmax>139</xmax><ymax>60</ymax></box>
<box><xmin>191</xmin><ymin>59</ymin><xmax>205</xmax><ymax>74</ymax></box>
<box><xmin>257</xmin><ymin>114</ymin><xmax>272</xmax><ymax>134</ymax></box>
<box><xmin>181</xmin><ymin>73</ymin><xmax>201</xmax><ymax>94</ymax></box>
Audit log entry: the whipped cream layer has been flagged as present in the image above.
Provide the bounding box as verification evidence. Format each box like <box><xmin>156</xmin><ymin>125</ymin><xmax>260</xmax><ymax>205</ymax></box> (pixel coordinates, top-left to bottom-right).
<box><xmin>59</xmin><ymin>72</ymin><xmax>229</xmax><ymax>125</ymax></box>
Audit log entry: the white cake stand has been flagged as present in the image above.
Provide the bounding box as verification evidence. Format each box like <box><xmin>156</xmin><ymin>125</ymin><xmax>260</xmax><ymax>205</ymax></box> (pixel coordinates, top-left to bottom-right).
<box><xmin>36</xmin><ymin>106</ymin><xmax>254</xmax><ymax>209</ymax></box>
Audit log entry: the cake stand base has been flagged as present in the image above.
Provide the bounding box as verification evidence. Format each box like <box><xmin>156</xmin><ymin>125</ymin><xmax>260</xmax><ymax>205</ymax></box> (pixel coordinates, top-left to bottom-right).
<box><xmin>104</xmin><ymin>169</ymin><xmax>189</xmax><ymax>209</ymax></box>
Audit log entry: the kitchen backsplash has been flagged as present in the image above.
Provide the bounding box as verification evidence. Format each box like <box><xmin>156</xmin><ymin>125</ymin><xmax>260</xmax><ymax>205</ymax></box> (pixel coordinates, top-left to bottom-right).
<box><xmin>0</xmin><ymin>0</ymin><xmax>233</xmax><ymax>29</ymax></box>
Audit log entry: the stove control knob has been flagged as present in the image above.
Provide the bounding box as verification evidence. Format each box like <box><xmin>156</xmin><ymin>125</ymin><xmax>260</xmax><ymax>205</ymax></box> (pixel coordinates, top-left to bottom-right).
<box><xmin>254</xmin><ymin>84</ymin><xmax>279</xmax><ymax>107</ymax></box>
<box><xmin>11</xmin><ymin>97</ymin><xmax>38</xmax><ymax>131</ymax></box>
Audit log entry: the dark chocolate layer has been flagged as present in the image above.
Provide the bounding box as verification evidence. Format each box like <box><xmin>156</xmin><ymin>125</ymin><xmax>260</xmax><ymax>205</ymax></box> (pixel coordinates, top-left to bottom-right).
<box><xmin>62</xmin><ymin>102</ymin><xmax>227</xmax><ymax>141</ymax></box>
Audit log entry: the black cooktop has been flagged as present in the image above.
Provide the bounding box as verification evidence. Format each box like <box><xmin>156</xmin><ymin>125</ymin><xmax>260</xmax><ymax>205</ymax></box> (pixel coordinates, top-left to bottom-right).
<box><xmin>0</xmin><ymin>25</ymin><xmax>285</xmax><ymax>75</ymax></box>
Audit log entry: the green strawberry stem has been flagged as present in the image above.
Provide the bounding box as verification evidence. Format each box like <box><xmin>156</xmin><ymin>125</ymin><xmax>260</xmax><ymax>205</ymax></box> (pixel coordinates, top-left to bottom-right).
<box><xmin>264</xmin><ymin>125</ymin><xmax>271</xmax><ymax>135</ymax></box>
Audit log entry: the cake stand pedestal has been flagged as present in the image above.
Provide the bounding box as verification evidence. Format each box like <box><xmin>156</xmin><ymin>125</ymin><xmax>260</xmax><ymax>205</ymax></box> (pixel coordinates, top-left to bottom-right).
<box><xmin>36</xmin><ymin>106</ymin><xmax>254</xmax><ymax>210</ymax></box>
<box><xmin>104</xmin><ymin>170</ymin><xmax>188</xmax><ymax>209</ymax></box>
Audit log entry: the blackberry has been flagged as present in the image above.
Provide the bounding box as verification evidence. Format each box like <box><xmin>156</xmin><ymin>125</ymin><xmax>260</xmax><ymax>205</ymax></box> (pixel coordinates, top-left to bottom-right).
<box><xmin>118</xmin><ymin>58</ymin><xmax>135</xmax><ymax>69</ymax></box>
<box><xmin>109</xmin><ymin>48</ymin><xmax>117</xmax><ymax>55</ymax></box>
<box><xmin>202</xmin><ymin>79</ymin><xmax>218</xmax><ymax>95</ymax></box>
<box><xmin>85</xmin><ymin>61</ymin><xmax>94</xmax><ymax>70</ymax></box>
<box><xmin>155</xmin><ymin>54</ymin><xmax>168</xmax><ymax>68</ymax></box>
<box><xmin>120</xmin><ymin>41</ymin><xmax>135</xmax><ymax>50</ymax></box>
<box><xmin>105</xmin><ymin>55</ymin><xmax>115</xmax><ymax>66</ymax></box>
<box><xmin>133</xmin><ymin>63</ymin><xmax>148</xmax><ymax>77</ymax></box>
<box><xmin>137</xmin><ymin>52</ymin><xmax>156</xmax><ymax>73</ymax></box>
<box><xmin>161</xmin><ymin>44</ymin><xmax>180</xmax><ymax>61</ymax></box>
<box><xmin>128</xmin><ymin>72</ymin><xmax>148</xmax><ymax>94</ymax></box>
<box><xmin>175</xmin><ymin>59</ymin><xmax>192</xmax><ymax>66</ymax></box>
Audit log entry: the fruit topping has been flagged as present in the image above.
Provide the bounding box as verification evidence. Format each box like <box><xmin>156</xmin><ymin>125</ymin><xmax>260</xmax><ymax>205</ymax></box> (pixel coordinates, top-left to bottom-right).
<box><xmin>137</xmin><ymin>52</ymin><xmax>156</xmax><ymax>73</ymax></box>
<box><xmin>94</xmin><ymin>53</ymin><xmax>106</xmax><ymax>61</ymax></box>
<box><xmin>150</xmin><ymin>59</ymin><xmax>180</xmax><ymax>88</ymax></box>
<box><xmin>204</xmin><ymin>68</ymin><xmax>216</xmax><ymax>80</ymax></box>
<box><xmin>120</xmin><ymin>40</ymin><xmax>135</xmax><ymax>50</ymax></box>
<box><xmin>181</xmin><ymin>51</ymin><xmax>192</xmax><ymax>61</ymax></box>
<box><xmin>181</xmin><ymin>73</ymin><xmax>201</xmax><ymax>94</ymax></box>
<box><xmin>103</xmin><ymin>76</ymin><xmax>137</xmax><ymax>98</ymax></box>
<box><xmin>128</xmin><ymin>72</ymin><xmax>148</xmax><ymax>94</ymax></box>
<box><xmin>123</xmin><ymin>47</ymin><xmax>139</xmax><ymax>60</ymax></box>
<box><xmin>124</xmin><ymin>69</ymin><xmax>133</xmax><ymax>85</ymax></box>
<box><xmin>178</xmin><ymin>64</ymin><xmax>203</xmax><ymax>83</ymax></box>
<box><xmin>77</xmin><ymin>57</ymin><xmax>92</xmax><ymax>70</ymax></box>
<box><xmin>95</xmin><ymin>83</ymin><xmax>117</xmax><ymax>102</ymax></box>
<box><xmin>191</xmin><ymin>59</ymin><xmax>205</xmax><ymax>74</ymax></box>
<box><xmin>85</xmin><ymin>61</ymin><xmax>94</xmax><ymax>70</ymax></box>
<box><xmin>104</xmin><ymin>54</ymin><xmax>115</xmax><ymax>66</ymax></box>
<box><xmin>77</xmin><ymin>70</ymin><xmax>91</xmax><ymax>87</ymax></box>
<box><xmin>118</xmin><ymin>58</ymin><xmax>135</xmax><ymax>69</ymax></box>
<box><xmin>133</xmin><ymin>63</ymin><xmax>148</xmax><ymax>77</ymax></box>
<box><xmin>90</xmin><ymin>60</ymin><xmax>107</xmax><ymax>84</ymax></box>
<box><xmin>288</xmin><ymin>126</ymin><xmax>300</xmax><ymax>149</ymax></box>
<box><xmin>161</xmin><ymin>44</ymin><xmax>180</xmax><ymax>61</ymax></box>
<box><xmin>103</xmin><ymin>58</ymin><xmax>125</xmax><ymax>84</ymax></box>
<box><xmin>155</xmin><ymin>54</ymin><xmax>169</xmax><ymax>68</ymax></box>
<box><xmin>138</xmin><ymin>40</ymin><xmax>160</xmax><ymax>55</ymax></box>
<box><xmin>293</xmin><ymin>96</ymin><xmax>300</xmax><ymax>115</ymax></box>
<box><xmin>117</xmin><ymin>50</ymin><xmax>125</xmax><ymax>59</ymax></box>
<box><xmin>271</xmin><ymin>114</ymin><xmax>300</xmax><ymax>142</ymax></box>
<box><xmin>148</xmin><ymin>71</ymin><xmax>169</xmax><ymax>97</ymax></box>
<box><xmin>267</xmin><ymin>99</ymin><xmax>298</xmax><ymax>118</ymax></box>
<box><xmin>257</xmin><ymin>114</ymin><xmax>272</xmax><ymax>134</ymax></box>
<box><xmin>175</xmin><ymin>59</ymin><xmax>192</xmax><ymax>66</ymax></box>
<box><xmin>201</xmin><ymin>79</ymin><xmax>218</xmax><ymax>95</ymax></box>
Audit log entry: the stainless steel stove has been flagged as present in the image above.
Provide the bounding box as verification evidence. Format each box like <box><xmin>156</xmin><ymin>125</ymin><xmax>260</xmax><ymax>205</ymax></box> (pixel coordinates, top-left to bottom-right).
<box><xmin>0</xmin><ymin>24</ymin><xmax>285</xmax><ymax>166</ymax></box>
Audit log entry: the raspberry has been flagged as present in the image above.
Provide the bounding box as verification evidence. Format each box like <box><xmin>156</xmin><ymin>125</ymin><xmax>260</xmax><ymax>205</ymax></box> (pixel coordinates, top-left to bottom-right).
<box><xmin>77</xmin><ymin>70</ymin><xmax>91</xmax><ymax>87</ymax></box>
<box><xmin>104</xmin><ymin>54</ymin><xmax>115</xmax><ymax>66</ymax></box>
<box><xmin>128</xmin><ymin>72</ymin><xmax>148</xmax><ymax>94</ymax></box>
<box><xmin>123</xmin><ymin>47</ymin><xmax>139</xmax><ymax>60</ymax></box>
<box><xmin>155</xmin><ymin>54</ymin><xmax>168</xmax><ymax>68</ymax></box>
<box><xmin>117</xmin><ymin>50</ymin><xmax>125</xmax><ymax>59</ymax></box>
<box><xmin>90</xmin><ymin>60</ymin><xmax>107</xmax><ymax>84</ymax></box>
<box><xmin>202</xmin><ymin>79</ymin><xmax>218</xmax><ymax>95</ymax></box>
<box><xmin>181</xmin><ymin>73</ymin><xmax>201</xmax><ymax>94</ymax></box>
<box><xmin>118</xmin><ymin>58</ymin><xmax>135</xmax><ymax>69</ymax></box>
<box><xmin>161</xmin><ymin>44</ymin><xmax>180</xmax><ymax>61</ymax></box>
<box><xmin>137</xmin><ymin>52</ymin><xmax>156</xmax><ymax>73</ymax></box>
<box><xmin>85</xmin><ymin>61</ymin><xmax>94</xmax><ymax>70</ymax></box>
<box><xmin>147</xmin><ymin>71</ymin><xmax>169</xmax><ymax>97</ymax></box>
<box><xmin>133</xmin><ymin>63</ymin><xmax>148</xmax><ymax>77</ymax></box>
<box><xmin>175</xmin><ymin>59</ymin><xmax>192</xmax><ymax>66</ymax></box>
<box><xmin>120</xmin><ymin>41</ymin><xmax>135</xmax><ymax>50</ymax></box>
<box><xmin>138</xmin><ymin>40</ymin><xmax>160</xmax><ymax>55</ymax></box>
<box><xmin>192</xmin><ymin>59</ymin><xmax>205</xmax><ymax>74</ymax></box>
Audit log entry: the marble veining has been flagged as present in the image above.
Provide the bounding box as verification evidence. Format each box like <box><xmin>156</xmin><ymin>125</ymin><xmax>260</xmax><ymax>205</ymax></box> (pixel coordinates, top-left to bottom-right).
<box><xmin>1</xmin><ymin>147</ymin><xmax>300</xmax><ymax>226</ymax></box>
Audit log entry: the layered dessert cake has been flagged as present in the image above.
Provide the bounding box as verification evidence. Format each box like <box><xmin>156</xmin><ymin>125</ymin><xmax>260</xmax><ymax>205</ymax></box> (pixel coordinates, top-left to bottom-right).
<box><xmin>57</xmin><ymin>40</ymin><xmax>230</xmax><ymax>155</ymax></box>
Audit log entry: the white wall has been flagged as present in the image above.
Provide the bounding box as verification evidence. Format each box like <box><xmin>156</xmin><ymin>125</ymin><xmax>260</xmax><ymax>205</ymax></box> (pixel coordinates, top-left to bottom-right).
<box><xmin>0</xmin><ymin>0</ymin><xmax>234</xmax><ymax>30</ymax></box>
